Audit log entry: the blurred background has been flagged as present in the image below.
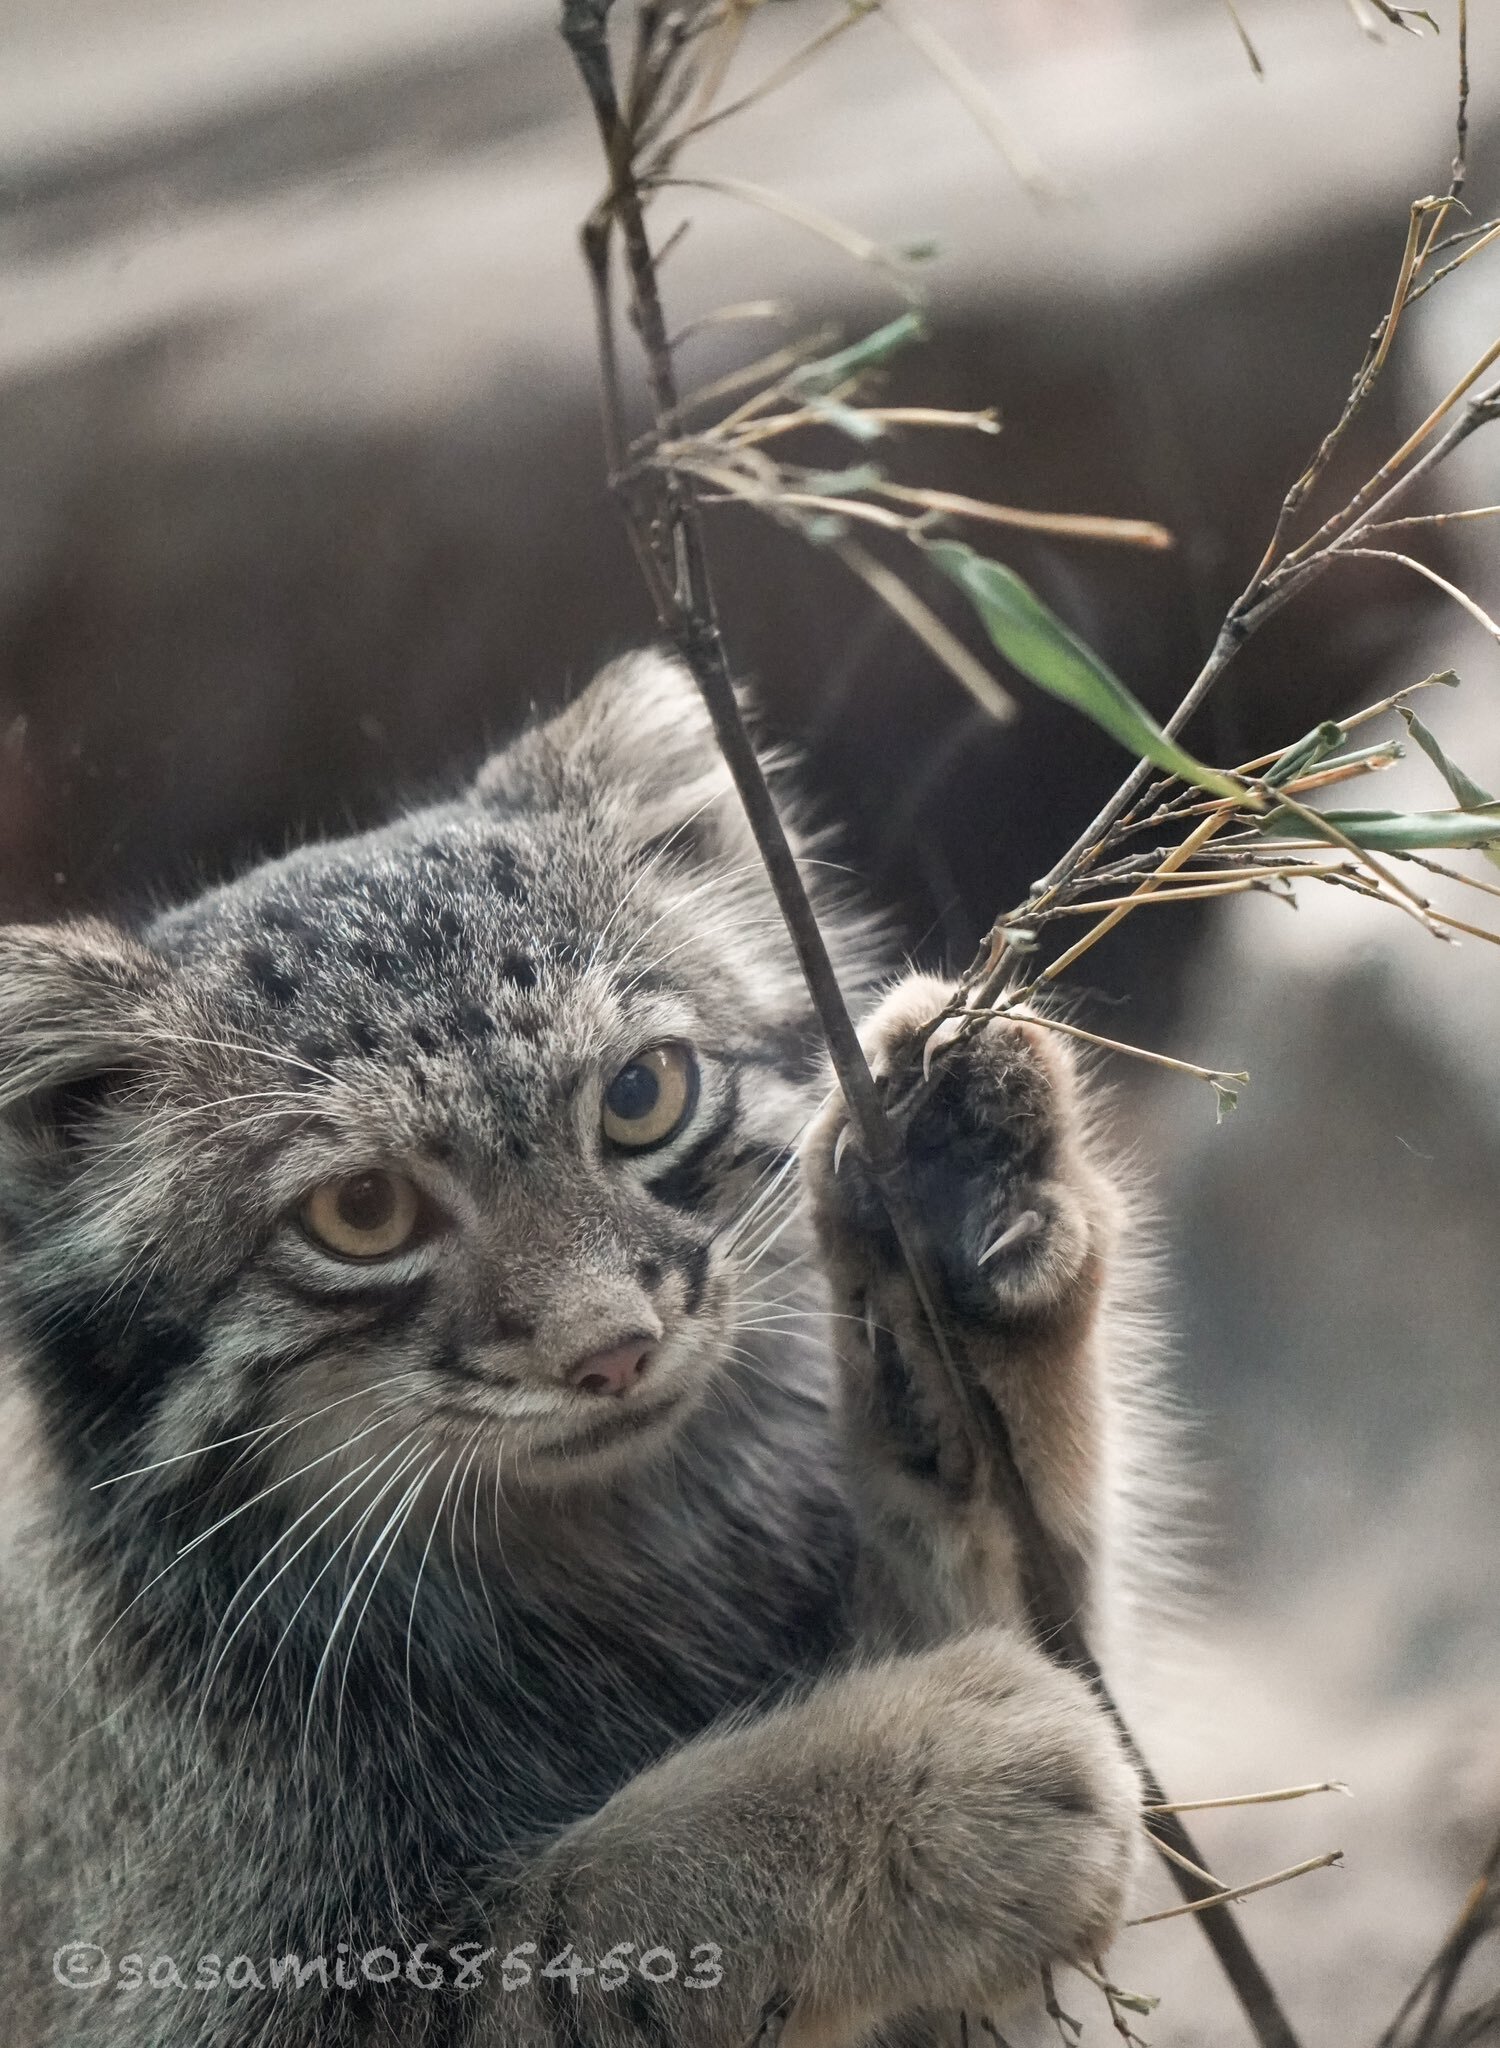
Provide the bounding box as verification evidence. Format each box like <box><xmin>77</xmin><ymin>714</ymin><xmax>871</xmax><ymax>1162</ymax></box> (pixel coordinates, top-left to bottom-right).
<box><xmin>3</xmin><ymin>0</ymin><xmax>1497</xmax><ymax>2036</ymax></box>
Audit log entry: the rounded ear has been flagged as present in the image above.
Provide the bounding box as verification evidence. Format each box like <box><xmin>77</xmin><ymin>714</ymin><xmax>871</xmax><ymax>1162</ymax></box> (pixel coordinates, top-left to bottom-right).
<box><xmin>473</xmin><ymin>650</ymin><xmax>759</xmax><ymax>865</ymax></box>
<box><xmin>0</xmin><ymin>919</ymin><xmax>168</xmax><ymax>1130</ymax></box>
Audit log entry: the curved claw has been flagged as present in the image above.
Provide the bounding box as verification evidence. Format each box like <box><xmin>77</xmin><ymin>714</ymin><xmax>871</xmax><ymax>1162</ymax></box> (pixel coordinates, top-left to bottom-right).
<box><xmin>977</xmin><ymin>1209</ymin><xmax>1042</xmax><ymax>1267</ymax></box>
<box><xmin>831</xmin><ymin>1123</ymin><xmax>853</xmax><ymax>1178</ymax></box>
<box><xmin>920</xmin><ymin>1013</ymin><xmax>965</xmax><ymax>1085</ymax></box>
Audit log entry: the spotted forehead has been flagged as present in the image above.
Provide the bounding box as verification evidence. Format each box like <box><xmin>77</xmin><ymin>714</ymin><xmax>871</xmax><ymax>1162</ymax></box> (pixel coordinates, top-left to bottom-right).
<box><xmin>146</xmin><ymin>800</ymin><xmax>699</xmax><ymax>1134</ymax></box>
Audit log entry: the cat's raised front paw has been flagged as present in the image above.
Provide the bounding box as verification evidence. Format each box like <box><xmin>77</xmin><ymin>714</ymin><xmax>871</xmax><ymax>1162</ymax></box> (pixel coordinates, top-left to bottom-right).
<box><xmin>805</xmin><ymin>974</ymin><xmax>1115</xmax><ymax>1324</ymax></box>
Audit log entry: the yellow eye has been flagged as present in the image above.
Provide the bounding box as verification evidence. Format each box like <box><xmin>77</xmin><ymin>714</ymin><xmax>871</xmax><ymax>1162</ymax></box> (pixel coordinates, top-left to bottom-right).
<box><xmin>602</xmin><ymin>1045</ymin><xmax>699</xmax><ymax>1152</ymax></box>
<box><xmin>301</xmin><ymin>1170</ymin><xmax>422</xmax><ymax>1260</ymax></box>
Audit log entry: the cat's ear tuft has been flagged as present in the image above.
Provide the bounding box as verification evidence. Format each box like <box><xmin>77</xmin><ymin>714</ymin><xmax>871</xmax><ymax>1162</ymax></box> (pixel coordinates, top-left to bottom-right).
<box><xmin>0</xmin><ymin>920</ymin><xmax>168</xmax><ymax>1134</ymax></box>
<box><xmin>475</xmin><ymin>651</ymin><xmax>755</xmax><ymax>865</ymax></box>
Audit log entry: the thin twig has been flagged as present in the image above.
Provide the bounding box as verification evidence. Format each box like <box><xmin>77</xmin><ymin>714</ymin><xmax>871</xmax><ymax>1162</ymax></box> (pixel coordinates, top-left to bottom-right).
<box><xmin>1139</xmin><ymin>1785</ymin><xmax>1352</xmax><ymax>1818</ymax></box>
<box><xmin>1332</xmin><ymin>546</ymin><xmax>1500</xmax><ymax>643</ymax></box>
<box><xmin>1223</xmin><ymin>0</ymin><xmax>1265</xmax><ymax>78</ymax></box>
<box><xmin>1036</xmin><ymin>809</ymin><xmax>1238</xmax><ymax>987</ymax></box>
<box><xmin>1145</xmin><ymin>1781</ymin><xmax>1351</xmax><ymax>1817</ymax></box>
<box><xmin>976</xmin><ymin>1007</ymin><xmax>1249</xmax><ymax>1102</ymax></box>
<box><xmin>734</xmin><ymin>403</ymin><xmax>1002</xmax><ymax>443</ymax></box>
<box><xmin>877</xmin><ymin>0</ymin><xmax>1056</xmax><ymax>198</ymax></box>
<box><xmin>1077</xmin><ymin>1961</ymin><xmax>1159</xmax><ymax>2047</ymax></box>
<box><xmin>1452</xmin><ymin>0</ymin><xmax>1470</xmax><ymax>203</ymax></box>
<box><xmin>1378</xmin><ymin>1824</ymin><xmax>1500</xmax><ymax>2048</ymax></box>
<box><xmin>1362</xmin><ymin>504</ymin><xmax>1500</xmax><ymax>534</ymax></box>
<box><xmin>1275</xmin><ymin>348</ymin><xmax>1500</xmax><ymax>576</ymax></box>
<box><xmin>869</xmin><ymin>479</ymin><xmax>1173</xmax><ymax>549</ymax></box>
<box><xmin>1042</xmin><ymin>878</ymin><xmax>1315</xmax><ymax>912</ymax></box>
<box><xmin>1254</xmin><ymin>784</ymin><xmax>1443</xmax><ymax>931</ymax></box>
<box><xmin>1408</xmin><ymin>218</ymin><xmax>1500</xmax><ymax>303</ymax></box>
<box><xmin>1242</xmin><ymin>191</ymin><xmax>1442</xmax><ymax>596</ymax></box>
<box><xmin>660</xmin><ymin>2</ymin><xmax>877</xmax><ymax>154</ymax></box>
<box><xmin>1151</xmin><ymin>1835</ymin><xmax>1228</xmax><ymax>1889</ymax></box>
<box><xmin>1129</xmin><ymin>1852</ymin><xmax>1345</xmax><ymax>1928</ymax></box>
<box><xmin>647</xmin><ymin>173</ymin><xmax>918</xmax><ymax>292</ymax></box>
<box><xmin>835</xmin><ymin>538</ymin><xmax>1018</xmax><ymax>723</ymax></box>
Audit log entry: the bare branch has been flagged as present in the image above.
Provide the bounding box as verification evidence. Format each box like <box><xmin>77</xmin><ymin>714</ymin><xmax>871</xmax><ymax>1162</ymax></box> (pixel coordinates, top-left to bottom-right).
<box><xmin>834</xmin><ymin>539</ymin><xmax>1018</xmax><ymax>724</ymax></box>
<box><xmin>557</xmin><ymin>8</ymin><xmax>1309</xmax><ymax>2041</ymax></box>
<box><xmin>1130</xmin><ymin>1853</ymin><xmax>1346</xmax><ymax>1929</ymax></box>
<box><xmin>1379</xmin><ymin>1825</ymin><xmax>1500</xmax><ymax>2047</ymax></box>
<box><xmin>877</xmin><ymin>0</ymin><xmax>1057</xmax><ymax>198</ymax></box>
<box><xmin>1146</xmin><ymin>1781</ymin><xmax>1353</xmax><ymax>1816</ymax></box>
<box><xmin>1333</xmin><ymin>546</ymin><xmax>1500</xmax><ymax>642</ymax></box>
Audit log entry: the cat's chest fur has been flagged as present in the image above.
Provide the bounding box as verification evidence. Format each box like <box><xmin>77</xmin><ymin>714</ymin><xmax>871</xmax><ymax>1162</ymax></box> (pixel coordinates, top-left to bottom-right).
<box><xmin>288</xmin><ymin>1378</ymin><xmax>853</xmax><ymax>1863</ymax></box>
<box><xmin>28</xmin><ymin>1353</ymin><xmax>853</xmax><ymax>1929</ymax></box>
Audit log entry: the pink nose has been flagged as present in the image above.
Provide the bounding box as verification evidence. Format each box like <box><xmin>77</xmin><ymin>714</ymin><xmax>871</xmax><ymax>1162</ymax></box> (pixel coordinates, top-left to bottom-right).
<box><xmin>566</xmin><ymin>1338</ymin><xmax>654</xmax><ymax>1398</ymax></box>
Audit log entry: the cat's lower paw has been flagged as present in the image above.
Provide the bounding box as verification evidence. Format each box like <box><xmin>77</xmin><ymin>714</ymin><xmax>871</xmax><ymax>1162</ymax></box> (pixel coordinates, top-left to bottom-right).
<box><xmin>784</xmin><ymin>1632</ymin><xmax>1142</xmax><ymax>2044</ymax></box>
<box><xmin>908</xmin><ymin>1631</ymin><xmax>1142</xmax><ymax>1986</ymax></box>
<box><xmin>806</xmin><ymin>974</ymin><xmax>1114</xmax><ymax>1325</ymax></box>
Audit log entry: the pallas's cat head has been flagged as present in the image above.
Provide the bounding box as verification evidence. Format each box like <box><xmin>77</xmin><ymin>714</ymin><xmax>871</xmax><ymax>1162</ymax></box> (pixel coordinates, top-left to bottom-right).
<box><xmin>0</xmin><ymin>658</ymin><xmax>834</xmax><ymax>1517</ymax></box>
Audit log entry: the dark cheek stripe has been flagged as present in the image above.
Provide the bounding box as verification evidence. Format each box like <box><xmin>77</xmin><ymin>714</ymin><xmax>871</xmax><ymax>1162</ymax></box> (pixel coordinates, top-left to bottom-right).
<box><xmin>15</xmin><ymin>1270</ymin><xmax>218</xmax><ymax>1487</ymax></box>
<box><xmin>674</xmin><ymin>1237</ymin><xmax>712</xmax><ymax>1317</ymax></box>
<box><xmin>17</xmin><ymin>1244</ymin><xmax>436</xmax><ymax>1495</ymax></box>
<box><xmin>277</xmin><ymin>1269</ymin><xmax>436</xmax><ymax>1315</ymax></box>
<box><xmin>643</xmin><ymin>1082</ymin><xmax>741</xmax><ymax>1214</ymax></box>
<box><xmin>727</xmin><ymin>1014</ymin><xmax>823</xmax><ymax>1085</ymax></box>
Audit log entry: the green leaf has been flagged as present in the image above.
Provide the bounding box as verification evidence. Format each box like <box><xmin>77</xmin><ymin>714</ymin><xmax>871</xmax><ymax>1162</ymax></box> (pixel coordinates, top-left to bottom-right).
<box><xmin>790</xmin><ymin>313</ymin><xmax>927</xmax><ymax>396</ymax></box>
<box><xmin>1212</xmin><ymin>1079</ymin><xmax>1241</xmax><ymax>1123</ymax></box>
<box><xmin>1314</xmin><ymin>742</ymin><xmax>1405</xmax><ymax>774</ymax></box>
<box><xmin>799</xmin><ymin>463</ymin><xmax>885</xmax><ymax>497</ymax></box>
<box><xmin>802</xmin><ymin>396</ymin><xmax>886</xmax><ymax>444</ymax></box>
<box><xmin>1395</xmin><ymin>688</ymin><xmax>1500</xmax><ymax>870</ymax></box>
<box><xmin>1398</xmin><ymin>706</ymin><xmax>1495</xmax><ymax>809</ymax></box>
<box><xmin>924</xmin><ymin>541</ymin><xmax>1245</xmax><ymax>801</ymax></box>
<box><xmin>1264</xmin><ymin>722</ymin><xmax>1346</xmax><ymax>788</ymax></box>
<box><xmin>1260</xmin><ymin>805</ymin><xmax>1500</xmax><ymax>851</ymax></box>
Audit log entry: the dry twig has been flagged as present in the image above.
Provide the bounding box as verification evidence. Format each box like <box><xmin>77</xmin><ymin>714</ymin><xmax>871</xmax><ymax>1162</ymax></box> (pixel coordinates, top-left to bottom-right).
<box><xmin>1379</xmin><ymin>1826</ymin><xmax>1500</xmax><ymax>2047</ymax></box>
<box><xmin>1129</xmin><ymin>1853</ymin><xmax>1346</xmax><ymax>1929</ymax></box>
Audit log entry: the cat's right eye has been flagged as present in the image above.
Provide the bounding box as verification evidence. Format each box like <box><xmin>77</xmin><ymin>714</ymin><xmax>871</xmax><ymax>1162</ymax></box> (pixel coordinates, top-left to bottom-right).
<box><xmin>602</xmin><ymin>1044</ymin><xmax>699</xmax><ymax>1152</ymax></box>
<box><xmin>301</xmin><ymin>1170</ymin><xmax>422</xmax><ymax>1261</ymax></box>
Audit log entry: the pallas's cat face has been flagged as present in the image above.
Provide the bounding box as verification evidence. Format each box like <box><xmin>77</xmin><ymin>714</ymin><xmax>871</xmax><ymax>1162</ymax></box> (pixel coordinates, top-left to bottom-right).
<box><xmin>0</xmin><ymin>660</ymin><xmax>830</xmax><ymax>1518</ymax></box>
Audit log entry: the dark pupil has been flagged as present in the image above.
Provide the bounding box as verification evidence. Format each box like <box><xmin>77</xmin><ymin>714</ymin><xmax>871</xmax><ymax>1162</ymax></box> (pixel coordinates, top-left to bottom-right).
<box><xmin>337</xmin><ymin>1173</ymin><xmax>395</xmax><ymax>1233</ymax></box>
<box><xmin>607</xmin><ymin>1062</ymin><xmax>660</xmax><ymax>1123</ymax></box>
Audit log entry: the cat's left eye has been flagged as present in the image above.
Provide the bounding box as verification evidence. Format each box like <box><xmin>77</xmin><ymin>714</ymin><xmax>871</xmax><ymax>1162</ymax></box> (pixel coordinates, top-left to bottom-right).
<box><xmin>602</xmin><ymin>1044</ymin><xmax>699</xmax><ymax>1152</ymax></box>
<box><xmin>301</xmin><ymin>1170</ymin><xmax>422</xmax><ymax>1260</ymax></box>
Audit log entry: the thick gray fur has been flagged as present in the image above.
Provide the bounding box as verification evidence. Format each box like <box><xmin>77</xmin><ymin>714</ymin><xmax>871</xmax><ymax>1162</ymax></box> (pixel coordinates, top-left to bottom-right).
<box><xmin>0</xmin><ymin>654</ymin><xmax>1158</xmax><ymax>2048</ymax></box>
